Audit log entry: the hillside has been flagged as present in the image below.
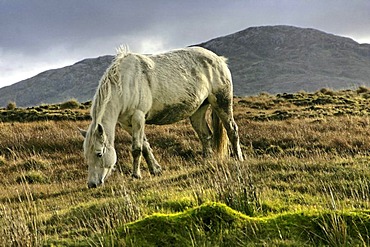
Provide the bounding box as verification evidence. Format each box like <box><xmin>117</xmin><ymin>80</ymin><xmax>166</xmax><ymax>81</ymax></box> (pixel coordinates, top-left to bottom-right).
<box><xmin>198</xmin><ymin>25</ymin><xmax>370</xmax><ymax>95</ymax></box>
<box><xmin>0</xmin><ymin>55</ymin><xmax>113</xmax><ymax>107</ymax></box>
<box><xmin>1</xmin><ymin>25</ymin><xmax>370</xmax><ymax>107</ymax></box>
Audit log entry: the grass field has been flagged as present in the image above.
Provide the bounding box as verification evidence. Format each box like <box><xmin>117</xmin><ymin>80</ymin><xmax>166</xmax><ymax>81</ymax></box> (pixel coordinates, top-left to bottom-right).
<box><xmin>2</xmin><ymin>88</ymin><xmax>370</xmax><ymax>246</ymax></box>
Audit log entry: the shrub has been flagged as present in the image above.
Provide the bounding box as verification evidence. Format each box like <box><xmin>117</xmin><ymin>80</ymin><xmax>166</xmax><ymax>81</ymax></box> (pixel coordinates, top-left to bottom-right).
<box><xmin>356</xmin><ymin>86</ymin><xmax>370</xmax><ymax>94</ymax></box>
<box><xmin>319</xmin><ymin>88</ymin><xmax>335</xmax><ymax>96</ymax></box>
<box><xmin>59</xmin><ymin>99</ymin><xmax>81</xmax><ymax>109</ymax></box>
<box><xmin>6</xmin><ymin>101</ymin><xmax>16</xmax><ymax>110</ymax></box>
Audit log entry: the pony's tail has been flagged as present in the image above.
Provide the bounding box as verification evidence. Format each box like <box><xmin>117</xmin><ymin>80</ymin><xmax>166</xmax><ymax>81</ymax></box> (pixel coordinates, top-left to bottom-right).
<box><xmin>212</xmin><ymin>111</ymin><xmax>228</xmax><ymax>159</ymax></box>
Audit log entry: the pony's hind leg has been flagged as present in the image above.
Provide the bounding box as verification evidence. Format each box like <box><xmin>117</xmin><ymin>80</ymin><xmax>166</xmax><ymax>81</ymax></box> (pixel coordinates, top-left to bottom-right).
<box><xmin>224</xmin><ymin>116</ymin><xmax>243</xmax><ymax>161</ymax></box>
<box><xmin>190</xmin><ymin>104</ymin><xmax>213</xmax><ymax>158</ymax></box>
<box><xmin>210</xmin><ymin>92</ymin><xmax>244</xmax><ymax>161</ymax></box>
<box><xmin>142</xmin><ymin>135</ymin><xmax>162</xmax><ymax>175</ymax></box>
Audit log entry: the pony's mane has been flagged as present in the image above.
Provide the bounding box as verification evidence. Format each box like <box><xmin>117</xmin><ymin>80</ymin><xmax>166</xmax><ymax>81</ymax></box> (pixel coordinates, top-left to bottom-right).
<box><xmin>90</xmin><ymin>45</ymin><xmax>130</xmax><ymax>125</ymax></box>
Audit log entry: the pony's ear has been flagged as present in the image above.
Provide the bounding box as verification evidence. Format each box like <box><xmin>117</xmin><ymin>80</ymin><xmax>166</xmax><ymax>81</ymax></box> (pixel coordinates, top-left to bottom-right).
<box><xmin>97</xmin><ymin>124</ymin><xmax>104</xmax><ymax>137</ymax></box>
<box><xmin>78</xmin><ymin>128</ymin><xmax>87</xmax><ymax>138</ymax></box>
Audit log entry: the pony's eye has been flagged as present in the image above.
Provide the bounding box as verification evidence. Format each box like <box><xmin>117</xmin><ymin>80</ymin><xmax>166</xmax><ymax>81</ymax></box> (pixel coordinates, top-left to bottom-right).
<box><xmin>97</xmin><ymin>153</ymin><xmax>103</xmax><ymax>158</ymax></box>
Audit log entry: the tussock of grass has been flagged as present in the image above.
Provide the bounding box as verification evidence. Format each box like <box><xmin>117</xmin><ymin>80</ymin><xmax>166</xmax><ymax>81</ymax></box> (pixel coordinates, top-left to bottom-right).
<box><xmin>16</xmin><ymin>171</ymin><xmax>49</xmax><ymax>184</ymax></box>
<box><xmin>0</xmin><ymin>155</ymin><xmax>6</xmax><ymax>167</ymax></box>
<box><xmin>21</xmin><ymin>156</ymin><xmax>50</xmax><ymax>170</ymax></box>
<box><xmin>45</xmin><ymin>197</ymin><xmax>140</xmax><ymax>238</ymax></box>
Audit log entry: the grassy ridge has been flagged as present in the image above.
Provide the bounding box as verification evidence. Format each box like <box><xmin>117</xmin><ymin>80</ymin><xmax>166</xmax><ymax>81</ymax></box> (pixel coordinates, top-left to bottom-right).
<box><xmin>2</xmin><ymin>88</ymin><xmax>370</xmax><ymax>246</ymax></box>
<box><xmin>0</xmin><ymin>99</ymin><xmax>91</xmax><ymax>122</ymax></box>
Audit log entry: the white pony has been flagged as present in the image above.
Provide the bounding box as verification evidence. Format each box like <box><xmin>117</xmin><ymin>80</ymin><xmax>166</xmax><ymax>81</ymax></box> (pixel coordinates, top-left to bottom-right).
<box><xmin>80</xmin><ymin>46</ymin><xmax>243</xmax><ymax>188</ymax></box>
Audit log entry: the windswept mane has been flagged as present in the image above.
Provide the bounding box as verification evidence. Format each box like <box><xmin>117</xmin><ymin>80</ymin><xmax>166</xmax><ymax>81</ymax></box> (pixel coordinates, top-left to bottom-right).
<box><xmin>90</xmin><ymin>46</ymin><xmax>130</xmax><ymax>125</ymax></box>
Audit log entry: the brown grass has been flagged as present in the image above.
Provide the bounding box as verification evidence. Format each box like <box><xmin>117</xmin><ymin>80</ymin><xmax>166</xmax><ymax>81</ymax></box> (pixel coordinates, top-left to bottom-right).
<box><xmin>2</xmin><ymin>89</ymin><xmax>370</xmax><ymax>245</ymax></box>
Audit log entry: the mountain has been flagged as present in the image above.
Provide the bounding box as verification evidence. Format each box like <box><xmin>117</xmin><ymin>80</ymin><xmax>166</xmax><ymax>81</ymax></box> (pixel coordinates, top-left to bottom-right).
<box><xmin>197</xmin><ymin>25</ymin><xmax>370</xmax><ymax>95</ymax></box>
<box><xmin>1</xmin><ymin>25</ymin><xmax>370</xmax><ymax>107</ymax></box>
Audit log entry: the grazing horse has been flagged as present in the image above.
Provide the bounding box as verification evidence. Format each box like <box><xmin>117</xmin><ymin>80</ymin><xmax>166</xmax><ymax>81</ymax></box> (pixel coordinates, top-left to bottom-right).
<box><xmin>80</xmin><ymin>46</ymin><xmax>243</xmax><ymax>188</ymax></box>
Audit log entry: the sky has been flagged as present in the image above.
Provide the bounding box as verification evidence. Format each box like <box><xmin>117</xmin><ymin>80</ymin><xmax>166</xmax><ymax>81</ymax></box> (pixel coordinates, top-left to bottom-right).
<box><xmin>1</xmin><ymin>0</ymin><xmax>370</xmax><ymax>88</ymax></box>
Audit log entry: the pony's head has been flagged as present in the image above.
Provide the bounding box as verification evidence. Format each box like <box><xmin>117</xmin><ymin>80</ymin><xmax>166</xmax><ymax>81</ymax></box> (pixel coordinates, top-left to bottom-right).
<box><xmin>80</xmin><ymin>123</ymin><xmax>117</xmax><ymax>188</ymax></box>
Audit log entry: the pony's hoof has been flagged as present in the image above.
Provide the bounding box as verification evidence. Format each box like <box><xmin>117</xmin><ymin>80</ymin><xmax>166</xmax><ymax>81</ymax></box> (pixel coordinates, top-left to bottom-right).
<box><xmin>150</xmin><ymin>167</ymin><xmax>162</xmax><ymax>176</ymax></box>
<box><xmin>132</xmin><ymin>173</ymin><xmax>142</xmax><ymax>179</ymax></box>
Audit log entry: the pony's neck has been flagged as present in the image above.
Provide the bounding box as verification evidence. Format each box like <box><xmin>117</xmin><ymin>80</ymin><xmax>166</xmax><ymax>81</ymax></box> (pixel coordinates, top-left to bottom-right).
<box><xmin>92</xmin><ymin>54</ymin><xmax>125</xmax><ymax>145</ymax></box>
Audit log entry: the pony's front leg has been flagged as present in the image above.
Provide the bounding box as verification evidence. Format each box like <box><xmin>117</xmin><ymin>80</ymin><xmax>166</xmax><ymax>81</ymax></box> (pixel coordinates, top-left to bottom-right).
<box><xmin>131</xmin><ymin>110</ymin><xmax>146</xmax><ymax>179</ymax></box>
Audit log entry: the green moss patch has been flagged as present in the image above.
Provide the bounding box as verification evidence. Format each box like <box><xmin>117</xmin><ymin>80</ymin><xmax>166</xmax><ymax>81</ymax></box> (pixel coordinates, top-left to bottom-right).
<box><xmin>97</xmin><ymin>203</ymin><xmax>370</xmax><ymax>246</ymax></box>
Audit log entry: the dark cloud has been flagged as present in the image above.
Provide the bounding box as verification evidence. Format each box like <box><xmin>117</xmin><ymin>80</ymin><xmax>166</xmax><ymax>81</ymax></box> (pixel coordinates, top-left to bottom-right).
<box><xmin>1</xmin><ymin>0</ymin><xmax>369</xmax><ymax>87</ymax></box>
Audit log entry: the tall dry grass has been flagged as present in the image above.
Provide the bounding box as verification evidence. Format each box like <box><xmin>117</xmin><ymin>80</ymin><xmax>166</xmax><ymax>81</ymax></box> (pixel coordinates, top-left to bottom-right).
<box><xmin>2</xmin><ymin>90</ymin><xmax>370</xmax><ymax>245</ymax></box>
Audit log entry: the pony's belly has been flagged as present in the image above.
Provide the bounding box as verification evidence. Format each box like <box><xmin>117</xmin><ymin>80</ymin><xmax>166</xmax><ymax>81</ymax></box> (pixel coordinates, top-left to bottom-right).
<box><xmin>146</xmin><ymin>102</ymin><xmax>199</xmax><ymax>125</ymax></box>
